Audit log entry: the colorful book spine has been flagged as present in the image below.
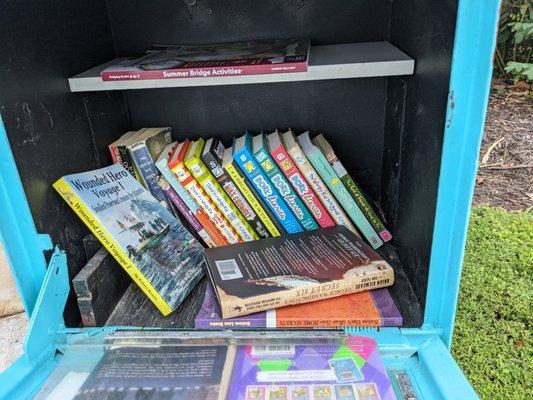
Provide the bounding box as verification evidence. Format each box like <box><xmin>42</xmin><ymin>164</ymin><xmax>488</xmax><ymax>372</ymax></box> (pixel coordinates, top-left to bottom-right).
<box><xmin>233</xmin><ymin>134</ymin><xmax>302</xmax><ymax>234</ymax></box>
<box><xmin>313</xmin><ymin>134</ymin><xmax>392</xmax><ymax>242</ymax></box>
<box><xmin>158</xmin><ymin>177</ymin><xmax>216</xmax><ymax>248</ymax></box>
<box><xmin>185</xmin><ymin>139</ymin><xmax>257</xmax><ymax>242</ymax></box>
<box><xmin>282</xmin><ymin>130</ymin><xmax>356</xmax><ymax>233</ymax></box>
<box><xmin>224</xmin><ymin>158</ymin><xmax>284</xmax><ymax>237</ymax></box>
<box><xmin>202</xmin><ymin>139</ymin><xmax>271</xmax><ymax>239</ymax></box>
<box><xmin>171</xmin><ymin>142</ymin><xmax>239</xmax><ymax>245</ymax></box>
<box><xmin>298</xmin><ymin>132</ymin><xmax>383</xmax><ymax>249</ymax></box>
<box><xmin>128</xmin><ymin>143</ymin><xmax>168</xmax><ymax>204</ymax></box>
<box><xmin>268</xmin><ymin>133</ymin><xmax>335</xmax><ymax>229</ymax></box>
<box><xmin>109</xmin><ymin>144</ymin><xmax>121</xmax><ymax>164</ymax></box>
<box><xmin>253</xmin><ymin>134</ymin><xmax>318</xmax><ymax>231</ymax></box>
<box><xmin>156</xmin><ymin>156</ymin><xmax>227</xmax><ymax>247</ymax></box>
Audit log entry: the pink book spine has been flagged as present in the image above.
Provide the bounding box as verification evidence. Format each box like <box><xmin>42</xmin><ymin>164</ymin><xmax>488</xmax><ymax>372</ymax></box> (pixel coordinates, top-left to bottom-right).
<box><xmin>101</xmin><ymin>62</ymin><xmax>308</xmax><ymax>81</ymax></box>
<box><xmin>270</xmin><ymin>145</ymin><xmax>336</xmax><ymax>228</ymax></box>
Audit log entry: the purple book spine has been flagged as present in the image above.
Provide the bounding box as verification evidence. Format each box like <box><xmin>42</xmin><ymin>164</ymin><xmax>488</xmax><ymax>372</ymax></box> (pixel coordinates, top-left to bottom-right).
<box><xmin>370</xmin><ymin>288</ymin><xmax>403</xmax><ymax>326</ymax></box>
<box><xmin>162</xmin><ymin>184</ymin><xmax>204</xmax><ymax>234</ymax></box>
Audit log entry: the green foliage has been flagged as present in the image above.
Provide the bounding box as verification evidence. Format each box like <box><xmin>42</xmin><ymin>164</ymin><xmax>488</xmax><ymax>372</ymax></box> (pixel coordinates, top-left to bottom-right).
<box><xmin>452</xmin><ymin>207</ymin><xmax>532</xmax><ymax>400</ymax></box>
<box><xmin>496</xmin><ymin>1</ymin><xmax>533</xmax><ymax>82</ymax></box>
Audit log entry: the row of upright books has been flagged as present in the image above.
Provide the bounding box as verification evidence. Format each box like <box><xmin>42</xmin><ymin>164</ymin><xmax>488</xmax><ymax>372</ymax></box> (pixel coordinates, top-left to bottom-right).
<box><xmin>109</xmin><ymin>127</ymin><xmax>392</xmax><ymax>251</ymax></box>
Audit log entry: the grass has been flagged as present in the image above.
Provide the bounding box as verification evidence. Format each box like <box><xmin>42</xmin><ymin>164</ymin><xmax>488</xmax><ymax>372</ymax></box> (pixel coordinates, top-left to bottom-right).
<box><xmin>452</xmin><ymin>206</ymin><xmax>532</xmax><ymax>400</ymax></box>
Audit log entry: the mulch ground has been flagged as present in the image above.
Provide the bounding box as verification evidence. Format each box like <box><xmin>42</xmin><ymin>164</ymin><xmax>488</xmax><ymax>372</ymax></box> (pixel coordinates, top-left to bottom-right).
<box><xmin>473</xmin><ymin>79</ymin><xmax>532</xmax><ymax>211</ymax></box>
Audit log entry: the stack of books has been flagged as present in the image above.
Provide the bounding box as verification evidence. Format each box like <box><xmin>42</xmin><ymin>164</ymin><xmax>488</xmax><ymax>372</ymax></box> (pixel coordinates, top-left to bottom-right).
<box><xmin>54</xmin><ymin>126</ymin><xmax>400</xmax><ymax>327</ymax></box>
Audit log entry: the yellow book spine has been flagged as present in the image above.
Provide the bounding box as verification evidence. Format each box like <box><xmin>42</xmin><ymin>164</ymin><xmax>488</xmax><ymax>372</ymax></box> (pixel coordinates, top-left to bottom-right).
<box><xmin>225</xmin><ymin>162</ymin><xmax>281</xmax><ymax>237</ymax></box>
<box><xmin>53</xmin><ymin>178</ymin><xmax>173</xmax><ymax>315</ymax></box>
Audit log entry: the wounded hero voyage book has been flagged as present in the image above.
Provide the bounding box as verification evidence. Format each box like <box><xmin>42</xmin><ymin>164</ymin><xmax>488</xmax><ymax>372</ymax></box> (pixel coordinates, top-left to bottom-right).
<box><xmin>205</xmin><ymin>226</ymin><xmax>394</xmax><ymax>319</ymax></box>
<box><xmin>53</xmin><ymin>164</ymin><xmax>206</xmax><ymax>316</ymax></box>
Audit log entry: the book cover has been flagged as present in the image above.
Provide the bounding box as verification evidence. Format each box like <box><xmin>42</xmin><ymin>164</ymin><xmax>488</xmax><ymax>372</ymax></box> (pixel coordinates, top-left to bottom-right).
<box><xmin>223</xmin><ymin>147</ymin><xmax>284</xmax><ymax>237</ymax></box>
<box><xmin>227</xmin><ymin>337</ymin><xmax>395</xmax><ymax>400</ymax></box>
<box><xmin>185</xmin><ymin>138</ymin><xmax>258</xmax><ymax>242</ymax></box>
<box><xmin>233</xmin><ymin>132</ymin><xmax>303</xmax><ymax>234</ymax></box>
<box><xmin>205</xmin><ymin>226</ymin><xmax>394</xmax><ymax>319</ymax></box>
<box><xmin>313</xmin><ymin>134</ymin><xmax>392</xmax><ymax>243</ymax></box>
<box><xmin>298</xmin><ymin>132</ymin><xmax>383</xmax><ymax>249</ymax></box>
<box><xmin>281</xmin><ymin>130</ymin><xmax>356</xmax><ymax>233</ymax></box>
<box><xmin>101</xmin><ymin>38</ymin><xmax>309</xmax><ymax>81</ymax></box>
<box><xmin>194</xmin><ymin>282</ymin><xmax>403</xmax><ymax>329</ymax></box>
<box><xmin>169</xmin><ymin>140</ymin><xmax>239</xmax><ymax>245</ymax></box>
<box><xmin>202</xmin><ymin>138</ymin><xmax>271</xmax><ymax>239</ymax></box>
<box><xmin>156</xmin><ymin>141</ymin><xmax>227</xmax><ymax>247</ymax></box>
<box><xmin>71</xmin><ymin>345</ymin><xmax>235</xmax><ymax>400</ymax></box>
<box><xmin>253</xmin><ymin>133</ymin><xmax>319</xmax><ymax>231</ymax></box>
<box><xmin>268</xmin><ymin>130</ymin><xmax>336</xmax><ymax>229</ymax></box>
<box><xmin>53</xmin><ymin>164</ymin><xmax>205</xmax><ymax>315</ymax></box>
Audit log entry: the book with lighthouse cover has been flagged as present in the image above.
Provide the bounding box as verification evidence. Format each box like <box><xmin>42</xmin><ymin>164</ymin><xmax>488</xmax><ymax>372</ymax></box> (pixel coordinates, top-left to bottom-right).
<box><xmin>53</xmin><ymin>163</ymin><xmax>206</xmax><ymax>316</ymax></box>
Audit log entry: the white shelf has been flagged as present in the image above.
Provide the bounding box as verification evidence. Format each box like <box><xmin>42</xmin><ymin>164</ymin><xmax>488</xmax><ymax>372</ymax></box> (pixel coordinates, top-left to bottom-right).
<box><xmin>69</xmin><ymin>42</ymin><xmax>414</xmax><ymax>92</ymax></box>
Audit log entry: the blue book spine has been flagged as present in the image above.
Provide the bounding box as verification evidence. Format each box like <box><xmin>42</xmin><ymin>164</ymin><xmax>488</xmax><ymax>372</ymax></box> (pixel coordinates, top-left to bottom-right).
<box><xmin>233</xmin><ymin>147</ymin><xmax>302</xmax><ymax>234</ymax></box>
<box><xmin>130</xmin><ymin>144</ymin><xmax>167</xmax><ymax>204</ymax></box>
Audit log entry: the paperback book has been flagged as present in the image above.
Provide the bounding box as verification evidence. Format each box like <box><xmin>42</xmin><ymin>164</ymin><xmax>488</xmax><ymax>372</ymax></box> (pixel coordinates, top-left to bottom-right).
<box><xmin>227</xmin><ymin>337</ymin><xmax>396</xmax><ymax>400</ymax></box>
<box><xmin>195</xmin><ymin>282</ymin><xmax>403</xmax><ymax>329</ymax></box>
<box><xmin>53</xmin><ymin>164</ymin><xmax>206</xmax><ymax>315</ymax></box>
<box><xmin>253</xmin><ymin>133</ymin><xmax>318</xmax><ymax>231</ymax></box>
<box><xmin>313</xmin><ymin>134</ymin><xmax>392</xmax><ymax>243</ymax></box>
<box><xmin>298</xmin><ymin>132</ymin><xmax>383</xmax><ymax>249</ymax></box>
<box><xmin>109</xmin><ymin>128</ymin><xmax>146</xmax><ymax>179</ymax></box>
<box><xmin>233</xmin><ymin>132</ymin><xmax>302</xmax><ymax>234</ymax></box>
<box><xmin>101</xmin><ymin>38</ymin><xmax>310</xmax><ymax>81</ymax></box>
<box><xmin>205</xmin><ymin>226</ymin><xmax>394</xmax><ymax>319</ymax></box>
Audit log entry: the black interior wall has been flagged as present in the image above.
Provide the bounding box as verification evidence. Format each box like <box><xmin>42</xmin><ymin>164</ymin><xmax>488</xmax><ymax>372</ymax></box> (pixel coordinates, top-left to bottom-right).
<box><xmin>0</xmin><ymin>1</ymin><xmax>130</xmax><ymax>325</ymax></box>
<box><xmin>383</xmin><ymin>0</ymin><xmax>458</xmax><ymax>309</ymax></box>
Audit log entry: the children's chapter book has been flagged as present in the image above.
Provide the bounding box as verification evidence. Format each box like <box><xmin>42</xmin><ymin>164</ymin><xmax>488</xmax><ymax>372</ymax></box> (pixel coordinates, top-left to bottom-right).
<box><xmin>205</xmin><ymin>226</ymin><xmax>394</xmax><ymax>318</ymax></box>
<box><xmin>169</xmin><ymin>139</ymin><xmax>239</xmax><ymax>245</ymax></box>
<box><xmin>298</xmin><ymin>132</ymin><xmax>383</xmax><ymax>249</ymax></box>
<box><xmin>233</xmin><ymin>132</ymin><xmax>303</xmax><ymax>234</ymax></box>
<box><xmin>227</xmin><ymin>337</ymin><xmax>396</xmax><ymax>400</ymax></box>
<box><xmin>268</xmin><ymin>130</ymin><xmax>336</xmax><ymax>229</ymax></box>
<box><xmin>100</xmin><ymin>38</ymin><xmax>310</xmax><ymax>81</ymax></box>
<box><xmin>281</xmin><ymin>130</ymin><xmax>357</xmax><ymax>234</ymax></box>
<box><xmin>69</xmin><ymin>345</ymin><xmax>235</xmax><ymax>400</ymax></box>
<box><xmin>253</xmin><ymin>133</ymin><xmax>319</xmax><ymax>231</ymax></box>
<box><xmin>185</xmin><ymin>138</ymin><xmax>258</xmax><ymax>242</ymax></box>
<box><xmin>53</xmin><ymin>164</ymin><xmax>206</xmax><ymax>316</ymax></box>
<box><xmin>223</xmin><ymin>147</ymin><xmax>284</xmax><ymax>237</ymax></box>
<box><xmin>195</xmin><ymin>282</ymin><xmax>402</xmax><ymax>329</ymax></box>
<box><xmin>156</xmin><ymin>141</ymin><xmax>223</xmax><ymax>247</ymax></box>
<box><xmin>313</xmin><ymin>134</ymin><xmax>392</xmax><ymax>243</ymax></box>
<box><xmin>202</xmin><ymin>138</ymin><xmax>271</xmax><ymax>239</ymax></box>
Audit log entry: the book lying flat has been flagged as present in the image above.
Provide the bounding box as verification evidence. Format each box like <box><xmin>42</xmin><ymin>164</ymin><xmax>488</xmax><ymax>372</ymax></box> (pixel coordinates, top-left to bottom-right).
<box><xmin>227</xmin><ymin>337</ymin><xmax>395</xmax><ymax>400</ymax></box>
<box><xmin>205</xmin><ymin>226</ymin><xmax>394</xmax><ymax>318</ymax></box>
<box><xmin>101</xmin><ymin>38</ymin><xmax>310</xmax><ymax>81</ymax></box>
<box><xmin>54</xmin><ymin>164</ymin><xmax>206</xmax><ymax>316</ymax></box>
<box><xmin>195</xmin><ymin>282</ymin><xmax>402</xmax><ymax>329</ymax></box>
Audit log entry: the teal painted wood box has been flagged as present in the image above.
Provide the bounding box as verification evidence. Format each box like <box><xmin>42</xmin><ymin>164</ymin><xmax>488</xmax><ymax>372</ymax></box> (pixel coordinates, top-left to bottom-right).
<box><xmin>0</xmin><ymin>1</ymin><xmax>500</xmax><ymax>398</ymax></box>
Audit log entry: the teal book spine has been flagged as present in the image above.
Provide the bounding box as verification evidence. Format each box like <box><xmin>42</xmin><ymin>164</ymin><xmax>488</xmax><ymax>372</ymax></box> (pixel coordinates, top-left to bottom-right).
<box><xmin>254</xmin><ymin>140</ymin><xmax>318</xmax><ymax>231</ymax></box>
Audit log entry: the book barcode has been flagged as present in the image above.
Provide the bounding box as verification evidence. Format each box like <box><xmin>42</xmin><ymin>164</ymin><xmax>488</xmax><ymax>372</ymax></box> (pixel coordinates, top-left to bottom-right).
<box><xmin>251</xmin><ymin>345</ymin><xmax>295</xmax><ymax>356</ymax></box>
<box><xmin>215</xmin><ymin>259</ymin><xmax>243</xmax><ymax>280</ymax></box>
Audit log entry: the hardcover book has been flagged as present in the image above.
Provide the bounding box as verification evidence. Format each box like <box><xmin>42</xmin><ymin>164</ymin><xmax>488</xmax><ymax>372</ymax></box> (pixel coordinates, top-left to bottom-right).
<box><xmin>227</xmin><ymin>337</ymin><xmax>395</xmax><ymax>400</ymax></box>
<box><xmin>298</xmin><ymin>132</ymin><xmax>383</xmax><ymax>249</ymax></box>
<box><xmin>281</xmin><ymin>130</ymin><xmax>356</xmax><ymax>233</ymax></box>
<box><xmin>233</xmin><ymin>132</ymin><xmax>302</xmax><ymax>234</ymax></box>
<box><xmin>195</xmin><ymin>282</ymin><xmax>403</xmax><ymax>329</ymax></box>
<box><xmin>253</xmin><ymin>133</ymin><xmax>319</xmax><ymax>231</ymax></box>
<box><xmin>169</xmin><ymin>139</ymin><xmax>239</xmax><ymax>245</ymax></box>
<box><xmin>185</xmin><ymin>138</ymin><xmax>258</xmax><ymax>242</ymax></box>
<box><xmin>53</xmin><ymin>164</ymin><xmax>205</xmax><ymax>315</ymax></box>
<box><xmin>223</xmin><ymin>147</ymin><xmax>284</xmax><ymax>237</ymax></box>
<box><xmin>313</xmin><ymin>134</ymin><xmax>392</xmax><ymax>243</ymax></box>
<box><xmin>156</xmin><ymin>142</ymin><xmax>221</xmax><ymax>247</ymax></box>
<box><xmin>268</xmin><ymin>130</ymin><xmax>336</xmax><ymax>229</ymax></box>
<box><xmin>70</xmin><ymin>345</ymin><xmax>235</xmax><ymax>400</ymax></box>
<box><xmin>205</xmin><ymin>226</ymin><xmax>394</xmax><ymax>319</ymax></box>
<box><xmin>100</xmin><ymin>38</ymin><xmax>310</xmax><ymax>81</ymax></box>
<box><xmin>202</xmin><ymin>138</ymin><xmax>271</xmax><ymax>239</ymax></box>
